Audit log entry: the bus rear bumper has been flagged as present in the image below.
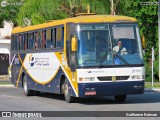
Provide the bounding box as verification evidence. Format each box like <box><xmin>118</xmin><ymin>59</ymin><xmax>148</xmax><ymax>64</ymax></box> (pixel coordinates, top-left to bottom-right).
<box><xmin>78</xmin><ymin>81</ymin><xmax>144</xmax><ymax>98</ymax></box>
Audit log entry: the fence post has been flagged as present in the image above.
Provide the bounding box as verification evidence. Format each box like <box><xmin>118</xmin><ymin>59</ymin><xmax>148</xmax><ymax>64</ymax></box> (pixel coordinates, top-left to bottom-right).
<box><xmin>152</xmin><ymin>47</ymin><xmax>155</xmax><ymax>87</ymax></box>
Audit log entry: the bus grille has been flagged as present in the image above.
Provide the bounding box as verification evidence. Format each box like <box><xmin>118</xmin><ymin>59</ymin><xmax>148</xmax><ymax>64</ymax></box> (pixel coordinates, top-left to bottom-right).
<box><xmin>97</xmin><ymin>76</ymin><xmax>130</xmax><ymax>81</ymax></box>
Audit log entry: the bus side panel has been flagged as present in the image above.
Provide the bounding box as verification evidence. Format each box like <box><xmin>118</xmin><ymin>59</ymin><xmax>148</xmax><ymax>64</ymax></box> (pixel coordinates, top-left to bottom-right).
<box><xmin>12</xmin><ymin>53</ymin><xmax>77</xmax><ymax>97</ymax></box>
<box><xmin>10</xmin><ymin>54</ymin><xmax>25</xmax><ymax>88</ymax></box>
<box><xmin>21</xmin><ymin>66</ymin><xmax>76</xmax><ymax>97</ymax></box>
<box><xmin>26</xmin><ymin>68</ymin><xmax>64</xmax><ymax>93</ymax></box>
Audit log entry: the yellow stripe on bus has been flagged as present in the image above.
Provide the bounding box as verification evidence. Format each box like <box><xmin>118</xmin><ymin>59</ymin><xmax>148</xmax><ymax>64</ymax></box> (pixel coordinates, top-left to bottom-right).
<box><xmin>16</xmin><ymin>54</ymin><xmax>24</xmax><ymax>87</ymax></box>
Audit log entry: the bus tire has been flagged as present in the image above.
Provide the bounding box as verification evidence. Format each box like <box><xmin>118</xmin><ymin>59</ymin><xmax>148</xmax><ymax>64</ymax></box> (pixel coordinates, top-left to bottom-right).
<box><xmin>23</xmin><ymin>75</ymin><xmax>34</xmax><ymax>96</ymax></box>
<box><xmin>114</xmin><ymin>95</ymin><xmax>126</xmax><ymax>102</ymax></box>
<box><xmin>64</xmin><ymin>79</ymin><xmax>74</xmax><ymax>103</ymax></box>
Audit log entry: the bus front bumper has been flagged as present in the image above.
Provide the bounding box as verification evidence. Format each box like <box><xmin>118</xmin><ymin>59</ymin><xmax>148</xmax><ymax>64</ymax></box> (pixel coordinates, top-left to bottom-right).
<box><xmin>78</xmin><ymin>81</ymin><xmax>144</xmax><ymax>98</ymax></box>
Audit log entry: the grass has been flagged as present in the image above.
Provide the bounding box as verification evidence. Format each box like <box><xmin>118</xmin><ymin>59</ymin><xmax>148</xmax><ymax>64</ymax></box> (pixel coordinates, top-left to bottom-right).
<box><xmin>145</xmin><ymin>82</ymin><xmax>160</xmax><ymax>88</ymax></box>
<box><xmin>0</xmin><ymin>81</ymin><xmax>12</xmax><ymax>85</ymax></box>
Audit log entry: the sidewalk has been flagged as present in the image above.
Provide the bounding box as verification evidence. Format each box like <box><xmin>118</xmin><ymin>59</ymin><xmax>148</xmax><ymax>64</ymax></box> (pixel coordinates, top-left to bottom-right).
<box><xmin>145</xmin><ymin>88</ymin><xmax>160</xmax><ymax>92</ymax></box>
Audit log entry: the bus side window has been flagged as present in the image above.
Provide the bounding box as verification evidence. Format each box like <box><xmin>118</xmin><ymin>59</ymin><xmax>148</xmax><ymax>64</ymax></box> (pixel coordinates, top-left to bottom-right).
<box><xmin>62</xmin><ymin>27</ymin><xmax>64</xmax><ymax>48</ymax></box>
<box><xmin>24</xmin><ymin>33</ymin><xmax>28</xmax><ymax>50</ymax></box>
<box><xmin>42</xmin><ymin>30</ymin><xmax>46</xmax><ymax>49</ymax></box>
<box><xmin>21</xmin><ymin>34</ymin><xmax>25</xmax><ymax>50</ymax></box>
<box><xmin>54</xmin><ymin>28</ymin><xmax>56</xmax><ymax>48</ymax></box>
<box><xmin>14</xmin><ymin>35</ymin><xmax>19</xmax><ymax>51</ymax></box>
<box><xmin>55</xmin><ymin>26</ymin><xmax>64</xmax><ymax>48</ymax></box>
<box><xmin>46</xmin><ymin>29</ymin><xmax>51</xmax><ymax>49</ymax></box>
<box><xmin>28</xmin><ymin>33</ymin><xmax>34</xmax><ymax>50</ymax></box>
<box><xmin>18</xmin><ymin>34</ymin><xmax>21</xmax><ymax>50</ymax></box>
<box><xmin>37</xmin><ymin>31</ymin><xmax>42</xmax><ymax>49</ymax></box>
<box><xmin>51</xmin><ymin>29</ymin><xmax>54</xmax><ymax>49</ymax></box>
<box><xmin>34</xmin><ymin>32</ymin><xmax>38</xmax><ymax>50</ymax></box>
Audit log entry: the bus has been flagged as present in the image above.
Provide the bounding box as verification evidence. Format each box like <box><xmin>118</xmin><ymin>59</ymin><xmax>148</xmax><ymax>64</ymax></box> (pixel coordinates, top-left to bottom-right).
<box><xmin>10</xmin><ymin>14</ymin><xmax>145</xmax><ymax>103</ymax></box>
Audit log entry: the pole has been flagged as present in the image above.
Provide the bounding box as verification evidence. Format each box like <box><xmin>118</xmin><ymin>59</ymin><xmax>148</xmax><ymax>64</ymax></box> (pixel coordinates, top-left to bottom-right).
<box><xmin>158</xmin><ymin>0</ymin><xmax>160</xmax><ymax>82</ymax></box>
<box><xmin>152</xmin><ymin>47</ymin><xmax>154</xmax><ymax>87</ymax></box>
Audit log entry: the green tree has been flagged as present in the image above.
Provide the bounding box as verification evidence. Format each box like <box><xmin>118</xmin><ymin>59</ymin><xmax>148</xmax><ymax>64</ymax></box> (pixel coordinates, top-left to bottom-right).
<box><xmin>126</xmin><ymin>0</ymin><xmax>158</xmax><ymax>81</ymax></box>
<box><xmin>17</xmin><ymin>0</ymin><xmax>68</xmax><ymax>26</ymax></box>
<box><xmin>0</xmin><ymin>0</ymin><xmax>22</xmax><ymax>27</ymax></box>
<box><xmin>17</xmin><ymin>0</ymin><xmax>112</xmax><ymax>26</ymax></box>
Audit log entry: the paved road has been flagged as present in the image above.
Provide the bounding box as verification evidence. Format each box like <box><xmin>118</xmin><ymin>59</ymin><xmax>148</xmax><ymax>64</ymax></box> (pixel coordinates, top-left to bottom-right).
<box><xmin>0</xmin><ymin>86</ymin><xmax>160</xmax><ymax>119</ymax></box>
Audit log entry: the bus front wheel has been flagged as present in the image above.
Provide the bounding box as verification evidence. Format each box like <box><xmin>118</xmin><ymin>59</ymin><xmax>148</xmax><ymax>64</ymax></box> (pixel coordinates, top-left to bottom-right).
<box><xmin>64</xmin><ymin>79</ymin><xmax>74</xmax><ymax>103</ymax></box>
<box><xmin>114</xmin><ymin>95</ymin><xmax>126</xmax><ymax>102</ymax></box>
<box><xmin>23</xmin><ymin>75</ymin><xmax>34</xmax><ymax>96</ymax></box>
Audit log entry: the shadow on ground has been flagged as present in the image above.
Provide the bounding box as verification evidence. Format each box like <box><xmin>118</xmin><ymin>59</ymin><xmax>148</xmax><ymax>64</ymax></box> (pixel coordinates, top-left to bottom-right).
<box><xmin>34</xmin><ymin>91</ymin><xmax>160</xmax><ymax>105</ymax></box>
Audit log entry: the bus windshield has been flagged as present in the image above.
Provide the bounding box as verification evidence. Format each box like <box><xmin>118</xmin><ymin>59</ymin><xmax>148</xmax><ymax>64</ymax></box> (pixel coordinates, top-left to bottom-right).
<box><xmin>76</xmin><ymin>23</ymin><xmax>144</xmax><ymax>67</ymax></box>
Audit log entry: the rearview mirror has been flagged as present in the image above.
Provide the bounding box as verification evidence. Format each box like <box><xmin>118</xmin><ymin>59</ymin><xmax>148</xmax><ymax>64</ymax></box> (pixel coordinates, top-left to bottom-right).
<box><xmin>71</xmin><ymin>35</ymin><xmax>78</xmax><ymax>52</ymax></box>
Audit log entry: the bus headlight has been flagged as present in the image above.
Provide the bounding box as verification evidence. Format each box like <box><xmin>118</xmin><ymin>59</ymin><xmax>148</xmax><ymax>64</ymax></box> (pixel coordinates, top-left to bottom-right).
<box><xmin>79</xmin><ymin>77</ymin><xmax>95</xmax><ymax>82</ymax></box>
<box><xmin>132</xmin><ymin>75</ymin><xmax>144</xmax><ymax>80</ymax></box>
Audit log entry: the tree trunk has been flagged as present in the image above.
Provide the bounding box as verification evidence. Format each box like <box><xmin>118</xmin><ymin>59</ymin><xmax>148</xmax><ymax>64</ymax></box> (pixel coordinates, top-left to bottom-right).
<box><xmin>110</xmin><ymin>0</ymin><xmax>120</xmax><ymax>15</ymax></box>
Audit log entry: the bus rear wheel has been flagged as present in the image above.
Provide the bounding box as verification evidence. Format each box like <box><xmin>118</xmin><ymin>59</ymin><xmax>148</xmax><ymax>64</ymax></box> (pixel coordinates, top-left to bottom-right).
<box><xmin>63</xmin><ymin>79</ymin><xmax>74</xmax><ymax>103</ymax></box>
<box><xmin>114</xmin><ymin>95</ymin><xmax>126</xmax><ymax>102</ymax></box>
<box><xmin>23</xmin><ymin>75</ymin><xmax>34</xmax><ymax>96</ymax></box>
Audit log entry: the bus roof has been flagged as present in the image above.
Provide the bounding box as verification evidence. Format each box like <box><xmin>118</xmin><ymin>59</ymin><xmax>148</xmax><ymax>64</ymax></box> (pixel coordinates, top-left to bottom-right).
<box><xmin>12</xmin><ymin>15</ymin><xmax>137</xmax><ymax>34</ymax></box>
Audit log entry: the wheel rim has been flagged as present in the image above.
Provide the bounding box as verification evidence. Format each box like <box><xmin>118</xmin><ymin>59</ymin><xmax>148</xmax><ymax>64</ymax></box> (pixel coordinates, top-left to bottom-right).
<box><xmin>23</xmin><ymin>78</ymin><xmax>27</xmax><ymax>94</ymax></box>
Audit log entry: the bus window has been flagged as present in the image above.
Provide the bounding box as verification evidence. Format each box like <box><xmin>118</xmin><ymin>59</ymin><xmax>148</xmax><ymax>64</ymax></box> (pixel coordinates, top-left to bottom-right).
<box><xmin>34</xmin><ymin>32</ymin><xmax>38</xmax><ymax>49</ymax></box>
<box><xmin>37</xmin><ymin>31</ymin><xmax>42</xmax><ymax>49</ymax></box>
<box><xmin>51</xmin><ymin>29</ymin><xmax>54</xmax><ymax>49</ymax></box>
<box><xmin>62</xmin><ymin>27</ymin><xmax>64</xmax><ymax>48</ymax></box>
<box><xmin>18</xmin><ymin>34</ymin><xmax>21</xmax><ymax>50</ymax></box>
<box><xmin>21</xmin><ymin>34</ymin><xmax>25</xmax><ymax>50</ymax></box>
<box><xmin>42</xmin><ymin>30</ymin><xmax>46</xmax><ymax>49</ymax></box>
<box><xmin>24</xmin><ymin>34</ymin><xmax>28</xmax><ymax>50</ymax></box>
<box><xmin>28</xmin><ymin>33</ymin><xmax>34</xmax><ymax>50</ymax></box>
<box><xmin>14</xmin><ymin>35</ymin><xmax>19</xmax><ymax>51</ymax></box>
<box><xmin>54</xmin><ymin>28</ymin><xmax>56</xmax><ymax>48</ymax></box>
<box><xmin>46</xmin><ymin>29</ymin><xmax>51</xmax><ymax>49</ymax></box>
<box><xmin>56</xmin><ymin>27</ymin><xmax>64</xmax><ymax>48</ymax></box>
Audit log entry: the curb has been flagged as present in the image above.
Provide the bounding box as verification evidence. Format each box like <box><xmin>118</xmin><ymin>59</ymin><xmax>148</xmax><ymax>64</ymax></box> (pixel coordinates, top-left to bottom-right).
<box><xmin>0</xmin><ymin>85</ymin><xmax>14</xmax><ymax>87</ymax></box>
<box><xmin>145</xmin><ymin>88</ymin><xmax>160</xmax><ymax>92</ymax></box>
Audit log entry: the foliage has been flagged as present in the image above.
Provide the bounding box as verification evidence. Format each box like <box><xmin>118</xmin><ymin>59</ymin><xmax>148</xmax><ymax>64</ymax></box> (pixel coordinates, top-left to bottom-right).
<box><xmin>16</xmin><ymin>0</ymin><xmax>112</xmax><ymax>26</ymax></box>
<box><xmin>0</xmin><ymin>0</ymin><xmax>22</xmax><ymax>27</ymax></box>
<box><xmin>126</xmin><ymin>0</ymin><xmax>158</xmax><ymax>81</ymax></box>
<box><xmin>17</xmin><ymin>0</ymin><xmax>68</xmax><ymax>26</ymax></box>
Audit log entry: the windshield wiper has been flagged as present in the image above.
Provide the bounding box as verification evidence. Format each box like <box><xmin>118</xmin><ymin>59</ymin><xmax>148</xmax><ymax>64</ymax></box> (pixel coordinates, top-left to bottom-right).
<box><xmin>98</xmin><ymin>50</ymin><xmax>110</xmax><ymax>68</ymax></box>
<box><xmin>114</xmin><ymin>53</ymin><xmax>131</xmax><ymax>67</ymax></box>
<box><xmin>98</xmin><ymin>50</ymin><xmax>131</xmax><ymax>68</ymax></box>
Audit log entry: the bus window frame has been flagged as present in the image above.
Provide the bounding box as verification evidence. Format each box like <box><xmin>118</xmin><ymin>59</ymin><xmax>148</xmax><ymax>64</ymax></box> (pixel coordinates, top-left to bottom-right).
<box><xmin>37</xmin><ymin>30</ymin><xmax>43</xmax><ymax>50</ymax></box>
<box><xmin>28</xmin><ymin>32</ymin><xmax>34</xmax><ymax>50</ymax></box>
<box><xmin>46</xmin><ymin>29</ymin><xmax>52</xmax><ymax>49</ymax></box>
<box><xmin>20</xmin><ymin>34</ymin><xmax>25</xmax><ymax>51</ymax></box>
<box><xmin>42</xmin><ymin>30</ymin><xmax>46</xmax><ymax>49</ymax></box>
<box><xmin>54</xmin><ymin>25</ymin><xmax>64</xmax><ymax>49</ymax></box>
<box><xmin>14</xmin><ymin>35</ymin><xmax>19</xmax><ymax>51</ymax></box>
<box><xmin>24</xmin><ymin>33</ymin><xmax>28</xmax><ymax>50</ymax></box>
<box><xmin>11</xmin><ymin>24</ymin><xmax>65</xmax><ymax>52</ymax></box>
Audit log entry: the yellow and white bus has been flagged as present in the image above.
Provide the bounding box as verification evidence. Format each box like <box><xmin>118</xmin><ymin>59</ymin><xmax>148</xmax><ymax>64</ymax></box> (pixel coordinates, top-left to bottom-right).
<box><xmin>10</xmin><ymin>14</ymin><xmax>145</xmax><ymax>103</ymax></box>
